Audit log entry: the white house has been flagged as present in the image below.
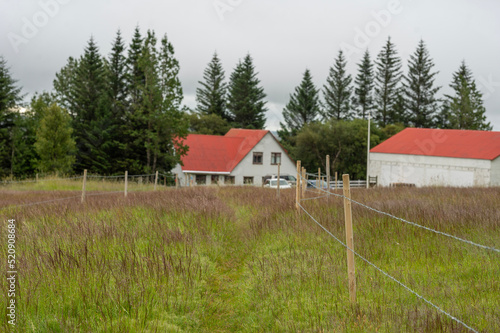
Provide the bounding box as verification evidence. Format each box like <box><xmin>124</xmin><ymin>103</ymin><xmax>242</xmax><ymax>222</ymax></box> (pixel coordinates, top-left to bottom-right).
<box><xmin>172</xmin><ymin>129</ymin><xmax>296</xmax><ymax>186</ymax></box>
<box><xmin>369</xmin><ymin>128</ymin><xmax>500</xmax><ymax>187</ymax></box>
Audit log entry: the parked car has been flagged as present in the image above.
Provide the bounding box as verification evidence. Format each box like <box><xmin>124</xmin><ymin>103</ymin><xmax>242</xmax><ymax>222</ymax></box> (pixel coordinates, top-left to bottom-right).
<box><xmin>263</xmin><ymin>174</ymin><xmax>297</xmax><ymax>186</ymax></box>
<box><xmin>263</xmin><ymin>179</ymin><xmax>292</xmax><ymax>189</ymax></box>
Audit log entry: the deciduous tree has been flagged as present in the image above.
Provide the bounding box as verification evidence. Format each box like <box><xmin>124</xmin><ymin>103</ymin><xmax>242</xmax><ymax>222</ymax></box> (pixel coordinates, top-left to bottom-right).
<box><xmin>34</xmin><ymin>103</ymin><xmax>76</xmax><ymax>174</ymax></box>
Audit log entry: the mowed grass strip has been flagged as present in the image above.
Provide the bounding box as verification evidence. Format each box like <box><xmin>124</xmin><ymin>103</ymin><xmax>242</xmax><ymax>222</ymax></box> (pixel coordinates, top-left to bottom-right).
<box><xmin>0</xmin><ymin>186</ymin><xmax>498</xmax><ymax>332</ymax></box>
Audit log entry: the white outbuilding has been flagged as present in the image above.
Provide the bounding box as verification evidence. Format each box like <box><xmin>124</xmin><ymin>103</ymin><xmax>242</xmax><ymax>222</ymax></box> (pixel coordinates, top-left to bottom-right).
<box><xmin>369</xmin><ymin>128</ymin><xmax>500</xmax><ymax>187</ymax></box>
<box><xmin>172</xmin><ymin>129</ymin><xmax>296</xmax><ymax>186</ymax></box>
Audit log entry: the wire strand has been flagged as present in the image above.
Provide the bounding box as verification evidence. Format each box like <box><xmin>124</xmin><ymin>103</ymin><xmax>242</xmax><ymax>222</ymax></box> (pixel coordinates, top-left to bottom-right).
<box><xmin>298</xmin><ymin>202</ymin><xmax>479</xmax><ymax>333</ymax></box>
<box><xmin>1</xmin><ymin>191</ymin><xmax>125</xmax><ymax>210</ymax></box>
<box><xmin>300</xmin><ymin>175</ymin><xmax>500</xmax><ymax>254</ymax></box>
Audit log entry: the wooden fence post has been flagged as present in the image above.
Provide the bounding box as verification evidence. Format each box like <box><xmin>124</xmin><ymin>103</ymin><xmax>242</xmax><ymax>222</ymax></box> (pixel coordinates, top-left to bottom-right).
<box><xmin>277</xmin><ymin>163</ymin><xmax>281</xmax><ymax>198</ymax></box>
<box><xmin>335</xmin><ymin>172</ymin><xmax>338</xmax><ymax>190</ymax></box>
<box><xmin>154</xmin><ymin>171</ymin><xmax>159</xmax><ymax>191</ymax></box>
<box><xmin>124</xmin><ymin>171</ymin><xmax>128</xmax><ymax>197</ymax></box>
<box><xmin>81</xmin><ymin>169</ymin><xmax>87</xmax><ymax>203</ymax></box>
<box><xmin>301</xmin><ymin>167</ymin><xmax>307</xmax><ymax>198</ymax></box>
<box><xmin>296</xmin><ymin>160</ymin><xmax>301</xmax><ymax>213</ymax></box>
<box><xmin>36</xmin><ymin>173</ymin><xmax>39</xmax><ymax>183</ymax></box>
<box><xmin>326</xmin><ymin>155</ymin><xmax>330</xmax><ymax>196</ymax></box>
<box><xmin>342</xmin><ymin>174</ymin><xmax>356</xmax><ymax>304</ymax></box>
<box><xmin>317</xmin><ymin>168</ymin><xmax>321</xmax><ymax>193</ymax></box>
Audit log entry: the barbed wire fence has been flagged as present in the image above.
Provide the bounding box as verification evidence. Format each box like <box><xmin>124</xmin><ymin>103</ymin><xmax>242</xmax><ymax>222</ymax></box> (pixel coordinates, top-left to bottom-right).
<box><xmin>296</xmin><ymin>169</ymin><xmax>499</xmax><ymax>333</ymax></box>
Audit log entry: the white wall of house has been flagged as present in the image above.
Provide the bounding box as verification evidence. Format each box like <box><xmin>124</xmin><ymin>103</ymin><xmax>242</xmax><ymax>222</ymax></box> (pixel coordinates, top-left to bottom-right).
<box><xmin>172</xmin><ymin>133</ymin><xmax>296</xmax><ymax>187</ymax></box>
<box><xmin>369</xmin><ymin>152</ymin><xmax>492</xmax><ymax>187</ymax></box>
<box><xmin>491</xmin><ymin>157</ymin><xmax>500</xmax><ymax>186</ymax></box>
<box><xmin>171</xmin><ymin>164</ymin><xmax>185</xmax><ymax>185</ymax></box>
<box><xmin>230</xmin><ymin>132</ymin><xmax>296</xmax><ymax>186</ymax></box>
<box><xmin>170</xmin><ymin>169</ymin><xmax>228</xmax><ymax>187</ymax></box>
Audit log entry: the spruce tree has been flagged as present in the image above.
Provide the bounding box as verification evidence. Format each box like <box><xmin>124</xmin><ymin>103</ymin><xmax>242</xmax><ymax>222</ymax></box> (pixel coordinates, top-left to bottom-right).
<box><xmin>107</xmin><ymin>30</ymin><xmax>129</xmax><ymax>172</ymax></box>
<box><xmin>227</xmin><ymin>54</ymin><xmax>267</xmax><ymax>129</ymax></box>
<box><xmin>0</xmin><ymin>56</ymin><xmax>23</xmax><ymax>178</ymax></box>
<box><xmin>352</xmin><ymin>50</ymin><xmax>374</xmax><ymax>119</ymax></box>
<box><xmin>71</xmin><ymin>36</ymin><xmax>114</xmax><ymax>173</ymax></box>
<box><xmin>403</xmin><ymin>40</ymin><xmax>440</xmax><ymax>128</ymax></box>
<box><xmin>323</xmin><ymin>50</ymin><xmax>353</xmax><ymax>120</ymax></box>
<box><xmin>196</xmin><ymin>52</ymin><xmax>229</xmax><ymax>121</ymax></box>
<box><xmin>0</xmin><ymin>56</ymin><xmax>22</xmax><ymax>115</ymax></box>
<box><xmin>123</xmin><ymin>26</ymin><xmax>147</xmax><ymax>173</ymax></box>
<box><xmin>127</xmin><ymin>26</ymin><xmax>144</xmax><ymax>108</ymax></box>
<box><xmin>108</xmin><ymin>30</ymin><xmax>128</xmax><ymax>121</ymax></box>
<box><xmin>156</xmin><ymin>33</ymin><xmax>188</xmax><ymax>173</ymax></box>
<box><xmin>34</xmin><ymin>103</ymin><xmax>76</xmax><ymax>174</ymax></box>
<box><xmin>391</xmin><ymin>91</ymin><xmax>408</xmax><ymax>125</ymax></box>
<box><xmin>280</xmin><ymin>69</ymin><xmax>321</xmax><ymax>132</ymax></box>
<box><xmin>130</xmin><ymin>31</ymin><xmax>188</xmax><ymax>174</ymax></box>
<box><xmin>445</xmin><ymin>62</ymin><xmax>491</xmax><ymax>130</ymax></box>
<box><xmin>53</xmin><ymin>57</ymin><xmax>78</xmax><ymax>113</ymax></box>
<box><xmin>374</xmin><ymin>37</ymin><xmax>402</xmax><ymax>126</ymax></box>
<box><xmin>9</xmin><ymin>112</ymin><xmax>39</xmax><ymax>177</ymax></box>
<box><xmin>136</xmin><ymin>30</ymin><xmax>162</xmax><ymax>173</ymax></box>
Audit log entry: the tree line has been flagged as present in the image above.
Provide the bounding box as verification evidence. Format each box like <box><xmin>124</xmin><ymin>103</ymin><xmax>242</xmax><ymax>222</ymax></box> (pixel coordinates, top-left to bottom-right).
<box><xmin>193</xmin><ymin>37</ymin><xmax>492</xmax><ymax>179</ymax></box>
<box><xmin>0</xmin><ymin>32</ymin><xmax>493</xmax><ymax>179</ymax></box>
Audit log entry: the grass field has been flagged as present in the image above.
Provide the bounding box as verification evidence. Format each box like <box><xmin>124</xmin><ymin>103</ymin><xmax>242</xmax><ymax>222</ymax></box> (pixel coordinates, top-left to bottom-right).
<box><xmin>0</xmin><ymin>183</ymin><xmax>499</xmax><ymax>332</ymax></box>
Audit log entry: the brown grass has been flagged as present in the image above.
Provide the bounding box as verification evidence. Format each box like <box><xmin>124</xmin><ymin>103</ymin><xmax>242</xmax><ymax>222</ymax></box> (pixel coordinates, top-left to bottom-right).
<box><xmin>0</xmin><ymin>185</ymin><xmax>498</xmax><ymax>332</ymax></box>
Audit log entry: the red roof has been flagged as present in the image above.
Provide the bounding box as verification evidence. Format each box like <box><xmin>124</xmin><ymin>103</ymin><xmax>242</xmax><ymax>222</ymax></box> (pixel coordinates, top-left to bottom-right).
<box><xmin>370</xmin><ymin>128</ymin><xmax>500</xmax><ymax>160</ymax></box>
<box><xmin>180</xmin><ymin>129</ymin><xmax>269</xmax><ymax>173</ymax></box>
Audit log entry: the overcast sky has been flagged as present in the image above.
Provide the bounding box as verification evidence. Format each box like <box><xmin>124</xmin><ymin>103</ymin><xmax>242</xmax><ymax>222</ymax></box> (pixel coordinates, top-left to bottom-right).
<box><xmin>1</xmin><ymin>0</ymin><xmax>499</xmax><ymax>130</ymax></box>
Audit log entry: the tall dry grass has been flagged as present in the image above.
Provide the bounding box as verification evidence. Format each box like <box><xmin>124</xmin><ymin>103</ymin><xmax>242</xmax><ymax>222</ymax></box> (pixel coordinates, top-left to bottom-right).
<box><xmin>0</xmin><ymin>185</ymin><xmax>498</xmax><ymax>332</ymax></box>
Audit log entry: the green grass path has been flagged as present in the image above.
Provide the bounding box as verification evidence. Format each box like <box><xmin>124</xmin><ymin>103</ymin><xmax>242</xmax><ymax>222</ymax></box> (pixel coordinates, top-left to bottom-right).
<box><xmin>199</xmin><ymin>204</ymin><xmax>255</xmax><ymax>332</ymax></box>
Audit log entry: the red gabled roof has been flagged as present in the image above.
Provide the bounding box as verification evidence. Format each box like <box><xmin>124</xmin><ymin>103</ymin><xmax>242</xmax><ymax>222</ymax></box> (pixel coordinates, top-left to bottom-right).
<box><xmin>180</xmin><ymin>129</ymin><xmax>269</xmax><ymax>173</ymax></box>
<box><xmin>225</xmin><ymin>129</ymin><xmax>269</xmax><ymax>168</ymax></box>
<box><xmin>370</xmin><ymin>128</ymin><xmax>500</xmax><ymax>160</ymax></box>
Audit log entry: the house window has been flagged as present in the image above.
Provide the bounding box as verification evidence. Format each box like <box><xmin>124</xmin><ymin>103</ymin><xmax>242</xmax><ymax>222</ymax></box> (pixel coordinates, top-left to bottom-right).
<box><xmin>253</xmin><ymin>152</ymin><xmax>263</xmax><ymax>165</ymax></box>
<box><xmin>196</xmin><ymin>175</ymin><xmax>206</xmax><ymax>185</ymax></box>
<box><xmin>271</xmin><ymin>152</ymin><xmax>281</xmax><ymax>165</ymax></box>
<box><xmin>243</xmin><ymin>177</ymin><xmax>254</xmax><ymax>185</ymax></box>
<box><xmin>224</xmin><ymin>176</ymin><xmax>235</xmax><ymax>185</ymax></box>
<box><xmin>211</xmin><ymin>175</ymin><xmax>219</xmax><ymax>185</ymax></box>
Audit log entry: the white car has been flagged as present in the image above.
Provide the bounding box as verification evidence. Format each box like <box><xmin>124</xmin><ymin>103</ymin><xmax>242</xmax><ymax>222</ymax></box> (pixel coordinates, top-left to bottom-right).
<box><xmin>269</xmin><ymin>174</ymin><xmax>296</xmax><ymax>186</ymax></box>
<box><xmin>263</xmin><ymin>179</ymin><xmax>292</xmax><ymax>189</ymax></box>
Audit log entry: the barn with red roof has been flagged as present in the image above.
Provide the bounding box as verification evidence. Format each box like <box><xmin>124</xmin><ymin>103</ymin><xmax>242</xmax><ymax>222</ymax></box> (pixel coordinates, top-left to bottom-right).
<box><xmin>172</xmin><ymin>129</ymin><xmax>296</xmax><ymax>186</ymax></box>
<box><xmin>369</xmin><ymin>128</ymin><xmax>500</xmax><ymax>187</ymax></box>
